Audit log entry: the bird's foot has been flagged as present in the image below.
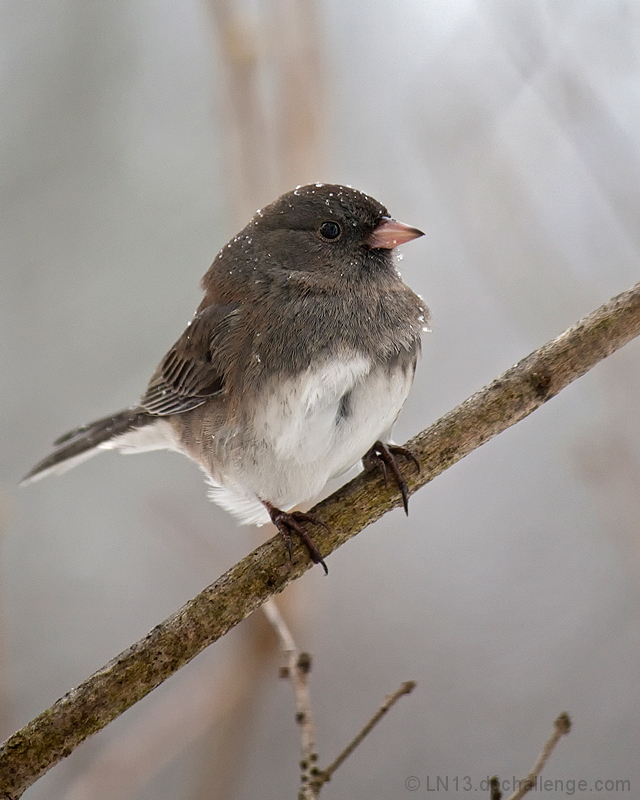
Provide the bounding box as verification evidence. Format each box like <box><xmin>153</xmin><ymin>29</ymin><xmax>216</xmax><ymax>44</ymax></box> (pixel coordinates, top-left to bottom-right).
<box><xmin>264</xmin><ymin>503</ymin><xmax>329</xmax><ymax>574</ymax></box>
<box><xmin>362</xmin><ymin>441</ymin><xmax>420</xmax><ymax>515</ymax></box>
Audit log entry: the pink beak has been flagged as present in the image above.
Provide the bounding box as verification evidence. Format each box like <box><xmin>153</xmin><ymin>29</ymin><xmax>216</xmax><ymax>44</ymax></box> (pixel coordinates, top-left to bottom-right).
<box><xmin>365</xmin><ymin>217</ymin><xmax>424</xmax><ymax>249</ymax></box>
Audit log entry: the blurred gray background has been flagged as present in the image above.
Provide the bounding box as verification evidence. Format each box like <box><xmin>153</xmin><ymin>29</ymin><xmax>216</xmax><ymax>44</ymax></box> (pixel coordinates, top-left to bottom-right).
<box><xmin>2</xmin><ymin>1</ymin><xmax>640</xmax><ymax>798</ymax></box>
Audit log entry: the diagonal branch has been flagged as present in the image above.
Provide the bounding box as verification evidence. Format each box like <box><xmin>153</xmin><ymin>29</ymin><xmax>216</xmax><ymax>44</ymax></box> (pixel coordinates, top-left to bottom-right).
<box><xmin>2</xmin><ymin>281</ymin><xmax>640</xmax><ymax>798</ymax></box>
<box><xmin>505</xmin><ymin>713</ymin><xmax>572</xmax><ymax>800</ymax></box>
<box><xmin>317</xmin><ymin>680</ymin><xmax>416</xmax><ymax>789</ymax></box>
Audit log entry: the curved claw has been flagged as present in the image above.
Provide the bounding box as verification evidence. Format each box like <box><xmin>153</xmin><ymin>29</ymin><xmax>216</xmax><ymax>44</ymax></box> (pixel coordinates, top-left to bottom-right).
<box><xmin>291</xmin><ymin>510</ymin><xmax>331</xmax><ymax>535</ymax></box>
<box><xmin>387</xmin><ymin>444</ymin><xmax>421</xmax><ymax>476</ymax></box>
<box><xmin>363</xmin><ymin>441</ymin><xmax>419</xmax><ymax>515</ymax></box>
<box><xmin>264</xmin><ymin>503</ymin><xmax>329</xmax><ymax>574</ymax></box>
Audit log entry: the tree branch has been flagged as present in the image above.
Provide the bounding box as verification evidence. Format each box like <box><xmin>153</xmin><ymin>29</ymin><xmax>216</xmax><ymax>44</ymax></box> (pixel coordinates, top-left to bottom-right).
<box><xmin>2</xmin><ymin>281</ymin><xmax>640</xmax><ymax>798</ymax></box>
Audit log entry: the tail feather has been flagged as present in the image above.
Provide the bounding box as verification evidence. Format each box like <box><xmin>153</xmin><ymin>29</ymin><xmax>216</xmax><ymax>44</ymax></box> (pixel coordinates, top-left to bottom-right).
<box><xmin>22</xmin><ymin>409</ymin><xmax>153</xmax><ymax>484</ymax></box>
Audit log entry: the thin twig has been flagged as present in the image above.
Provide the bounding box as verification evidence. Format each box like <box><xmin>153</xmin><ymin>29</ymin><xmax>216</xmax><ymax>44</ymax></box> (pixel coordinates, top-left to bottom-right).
<box><xmin>490</xmin><ymin>776</ymin><xmax>502</xmax><ymax>800</ymax></box>
<box><xmin>0</xmin><ymin>496</ymin><xmax>15</xmax><ymax>741</ymax></box>
<box><xmin>505</xmin><ymin>713</ymin><xmax>572</xmax><ymax>800</ymax></box>
<box><xmin>262</xmin><ymin>599</ymin><xmax>318</xmax><ymax>797</ymax></box>
<box><xmin>263</xmin><ymin>602</ymin><xmax>415</xmax><ymax>798</ymax></box>
<box><xmin>2</xmin><ymin>282</ymin><xmax>640</xmax><ymax>797</ymax></box>
<box><xmin>317</xmin><ymin>681</ymin><xmax>416</xmax><ymax>788</ymax></box>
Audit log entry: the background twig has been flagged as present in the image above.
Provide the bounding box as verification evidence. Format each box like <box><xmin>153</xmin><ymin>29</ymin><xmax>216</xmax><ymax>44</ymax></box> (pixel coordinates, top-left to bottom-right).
<box><xmin>263</xmin><ymin>599</ymin><xmax>415</xmax><ymax>799</ymax></box>
<box><xmin>505</xmin><ymin>713</ymin><xmax>571</xmax><ymax>800</ymax></box>
<box><xmin>318</xmin><ymin>681</ymin><xmax>416</xmax><ymax>788</ymax></box>
<box><xmin>262</xmin><ymin>599</ymin><xmax>318</xmax><ymax>796</ymax></box>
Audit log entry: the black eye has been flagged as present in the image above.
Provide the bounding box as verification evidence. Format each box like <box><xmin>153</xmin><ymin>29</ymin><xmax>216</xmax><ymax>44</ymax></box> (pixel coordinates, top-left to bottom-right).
<box><xmin>319</xmin><ymin>221</ymin><xmax>341</xmax><ymax>240</ymax></box>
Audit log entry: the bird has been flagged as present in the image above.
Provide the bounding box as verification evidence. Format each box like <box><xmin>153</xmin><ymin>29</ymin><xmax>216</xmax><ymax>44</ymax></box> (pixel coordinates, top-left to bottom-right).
<box><xmin>22</xmin><ymin>183</ymin><xmax>429</xmax><ymax>573</ymax></box>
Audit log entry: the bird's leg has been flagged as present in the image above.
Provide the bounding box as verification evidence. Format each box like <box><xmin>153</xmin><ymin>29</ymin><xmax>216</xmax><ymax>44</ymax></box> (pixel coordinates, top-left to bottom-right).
<box><xmin>263</xmin><ymin>502</ymin><xmax>329</xmax><ymax>574</ymax></box>
<box><xmin>362</xmin><ymin>441</ymin><xmax>420</xmax><ymax>515</ymax></box>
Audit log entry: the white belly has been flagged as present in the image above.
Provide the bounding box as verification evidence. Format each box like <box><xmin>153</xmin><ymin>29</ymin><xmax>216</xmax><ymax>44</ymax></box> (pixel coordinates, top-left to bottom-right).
<box><xmin>207</xmin><ymin>353</ymin><xmax>416</xmax><ymax>524</ymax></box>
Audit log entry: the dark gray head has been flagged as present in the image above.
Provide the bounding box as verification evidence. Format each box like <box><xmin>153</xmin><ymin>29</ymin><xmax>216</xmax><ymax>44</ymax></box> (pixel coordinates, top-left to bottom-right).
<box><xmin>260</xmin><ymin>183</ymin><xmax>390</xmax><ymax>241</ymax></box>
<box><xmin>205</xmin><ymin>183</ymin><xmax>423</xmax><ymax>294</ymax></box>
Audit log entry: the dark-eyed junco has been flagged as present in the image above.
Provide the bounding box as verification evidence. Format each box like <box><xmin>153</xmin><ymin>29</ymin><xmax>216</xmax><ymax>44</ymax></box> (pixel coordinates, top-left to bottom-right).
<box><xmin>23</xmin><ymin>184</ymin><xmax>429</xmax><ymax>572</ymax></box>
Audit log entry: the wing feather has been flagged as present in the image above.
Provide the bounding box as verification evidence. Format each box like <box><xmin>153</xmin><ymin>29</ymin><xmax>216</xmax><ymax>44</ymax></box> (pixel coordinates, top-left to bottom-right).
<box><xmin>140</xmin><ymin>303</ymin><xmax>235</xmax><ymax>416</ymax></box>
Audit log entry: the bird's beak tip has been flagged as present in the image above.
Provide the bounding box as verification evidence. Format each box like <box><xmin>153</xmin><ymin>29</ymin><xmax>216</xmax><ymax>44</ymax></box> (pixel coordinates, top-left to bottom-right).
<box><xmin>365</xmin><ymin>218</ymin><xmax>424</xmax><ymax>249</ymax></box>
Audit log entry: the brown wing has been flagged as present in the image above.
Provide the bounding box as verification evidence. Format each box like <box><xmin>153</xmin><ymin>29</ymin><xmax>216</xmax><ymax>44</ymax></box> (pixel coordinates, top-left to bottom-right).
<box><xmin>141</xmin><ymin>303</ymin><xmax>236</xmax><ymax>415</ymax></box>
